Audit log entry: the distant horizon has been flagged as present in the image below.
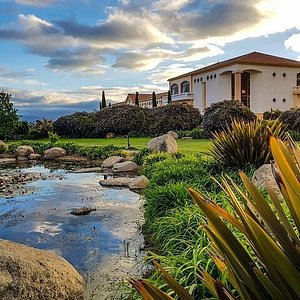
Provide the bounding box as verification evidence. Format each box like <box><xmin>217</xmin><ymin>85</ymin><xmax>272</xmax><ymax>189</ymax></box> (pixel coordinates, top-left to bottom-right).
<box><xmin>1</xmin><ymin>0</ymin><xmax>300</xmax><ymax>120</ymax></box>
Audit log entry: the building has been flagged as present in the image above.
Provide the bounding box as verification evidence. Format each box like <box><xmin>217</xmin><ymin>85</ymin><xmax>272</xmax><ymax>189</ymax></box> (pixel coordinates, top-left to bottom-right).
<box><xmin>168</xmin><ymin>51</ymin><xmax>300</xmax><ymax>117</ymax></box>
<box><xmin>125</xmin><ymin>92</ymin><xmax>168</xmax><ymax>108</ymax></box>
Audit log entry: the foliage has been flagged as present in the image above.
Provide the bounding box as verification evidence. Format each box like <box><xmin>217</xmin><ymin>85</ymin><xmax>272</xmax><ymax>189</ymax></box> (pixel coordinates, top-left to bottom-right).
<box><xmin>148</xmin><ymin>103</ymin><xmax>202</xmax><ymax>136</ymax></box>
<box><xmin>279</xmin><ymin>107</ymin><xmax>300</xmax><ymax>131</ymax></box>
<box><xmin>132</xmin><ymin>148</ymin><xmax>152</xmax><ymax>165</ymax></box>
<box><xmin>167</xmin><ymin>90</ymin><xmax>172</xmax><ymax>104</ymax></box>
<box><xmin>53</xmin><ymin>112</ymin><xmax>96</xmax><ymax>138</ymax></box>
<box><xmin>152</xmin><ymin>92</ymin><xmax>157</xmax><ymax>108</ymax></box>
<box><xmin>0</xmin><ymin>141</ymin><xmax>8</xmax><ymax>154</ymax></box>
<box><xmin>94</xmin><ymin>104</ymin><xmax>149</xmax><ymax>137</ymax></box>
<box><xmin>0</xmin><ymin>91</ymin><xmax>19</xmax><ymax>140</ymax></box>
<box><xmin>210</xmin><ymin>118</ymin><xmax>285</xmax><ymax>168</ymax></box>
<box><xmin>178</xmin><ymin>128</ymin><xmax>207</xmax><ymax>139</ymax></box>
<box><xmin>288</xmin><ymin>130</ymin><xmax>300</xmax><ymax>141</ymax></box>
<box><xmin>202</xmin><ymin>100</ymin><xmax>256</xmax><ymax>136</ymax></box>
<box><xmin>132</xmin><ymin>135</ymin><xmax>300</xmax><ymax>300</ymax></box>
<box><xmin>29</xmin><ymin>118</ymin><xmax>54</xmax><ymax>139</ymax></box>
<box><xmin>135</xmin><ymin>92</ymin><xmax>139</xmax><ymax>106</ymax></box>
<box><xmin>101</xmin><ymin>90</ymin><xmax>107</xmax><ymax>109</ymax></box>
<box><xmin>263</xmin><ymin>109</ymin><xmax>282</xmax><ymax>120</ymax></box>
<box><xmin>14</xmin><ymin>120</ymin><xmax>30</xmax><ymax>138</ymax></box>
<box><xmin>48</xmin><ymin>131</ymin><xmax>60</xmax><ymax>144</ymax></box>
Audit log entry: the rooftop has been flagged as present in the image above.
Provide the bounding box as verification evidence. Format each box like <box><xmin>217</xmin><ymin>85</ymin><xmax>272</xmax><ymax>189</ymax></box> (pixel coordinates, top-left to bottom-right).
<box><xmin>168</xmin><ymin>51</ymin><xmax>300</xmax><ymax>81</ymax></box>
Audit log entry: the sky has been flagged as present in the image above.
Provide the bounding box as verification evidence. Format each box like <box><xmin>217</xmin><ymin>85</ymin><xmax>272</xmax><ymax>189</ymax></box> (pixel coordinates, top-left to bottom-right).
<box><xmin>1</xmin><ymin>0</ymin><xmax>300</xmax><ymax>121</ymax></box>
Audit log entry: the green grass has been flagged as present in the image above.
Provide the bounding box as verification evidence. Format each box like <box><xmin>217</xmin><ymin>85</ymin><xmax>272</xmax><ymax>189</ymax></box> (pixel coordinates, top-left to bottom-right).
<box><xmin>9</xmin><ymin>137</ymin><xmax>212</xmax><ymax>154</ymax></box>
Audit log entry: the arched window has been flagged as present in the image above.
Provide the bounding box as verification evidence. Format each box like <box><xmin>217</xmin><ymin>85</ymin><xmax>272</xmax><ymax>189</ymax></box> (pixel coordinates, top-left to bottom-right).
<box><xmin>181</xmin><ymin>81</ymin><xmax>190</xmax><ymax>93</ymax></box>
<box><xmin>297</xmin><ymin>73</ymin><xmax>300</xmax><ymax>86</ymax></box>
<box><xmin>171</xmin><ymin>83</ymin><xmax>179</xmax><ymax>95</ymax></box>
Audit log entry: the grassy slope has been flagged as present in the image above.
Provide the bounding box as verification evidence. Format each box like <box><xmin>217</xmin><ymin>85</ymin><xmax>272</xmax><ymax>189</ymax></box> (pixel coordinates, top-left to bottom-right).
<box><xmin>12</xmin><ymin>137</ymin><xmax>212</xmax><ymax>154</ymax></box>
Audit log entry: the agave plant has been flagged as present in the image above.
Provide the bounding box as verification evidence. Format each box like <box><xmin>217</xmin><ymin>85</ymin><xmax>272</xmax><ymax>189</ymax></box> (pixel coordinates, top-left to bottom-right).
<box><xmin>210</xmin><ymin>118</ymin><xmax>285</xmax><ymax>168</ymax></box>
<box><xmin>131</xmin><ymin>134</ymin><xmax>300</xmax><ymax>299</ymax></box>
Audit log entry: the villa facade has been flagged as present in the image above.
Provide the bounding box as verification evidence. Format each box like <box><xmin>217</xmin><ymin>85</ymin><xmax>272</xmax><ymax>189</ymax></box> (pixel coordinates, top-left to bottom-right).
<box><xmin>125</xmin><ymin>92</ymin><xmax>168</xmax><ymax>108</ymax></box>
<box><xmin>168</xmin><ymin>52</ymin><xmax>300</xmax><ymax>117</ymax></box>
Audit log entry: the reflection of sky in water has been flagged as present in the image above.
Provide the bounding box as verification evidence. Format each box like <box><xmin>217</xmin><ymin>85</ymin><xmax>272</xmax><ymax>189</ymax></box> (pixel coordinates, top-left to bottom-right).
<box><xmin>0</xmin><ymin>165</ymin><xmax>140</xmax><ymax>273</ymax></box>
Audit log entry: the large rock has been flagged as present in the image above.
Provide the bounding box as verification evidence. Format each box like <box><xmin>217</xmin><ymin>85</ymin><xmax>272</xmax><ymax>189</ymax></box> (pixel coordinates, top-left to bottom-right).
<box><xmin>167</xmin><ymin>131</ymin><xmax>179</xmax><ymax>139</ymax></box>
<box><xmin>112</xmin><ymin>161</ymin><xmax>139</xmax><ymax>173</ymax></box>
<box><xmin>15</xmin><ymin>146</ymin><xmax>34</xmax><ymax>157</ymax></box>
<box><xmin>28</xmin><ymin>153</ymin><xmax>42</xmax><ymax>160</ymax></box>
<box><xmin>0</xmin><ymin>158</ymin><xmax>16</xmax><ymax>165</ymax></box>
<box><xmin>44</xmin><ymin>147</ymin><xmax>67</xmax><ymax>160</ymax></box>
<box><xmin>252</xmin><ymin>164</ymin><xmax>281</xmax><ymax>197</ymax></box>
<box><xmin>106</xmin><ymin>132</ymin><xmax>116</xmax><ymax>138</ymax></box>
<box><xmin>128</xmin><ymin>175</ymin><xmax>149</xmax><ymax>190</ymax></box>
<box><xmin>99</xmin><ymin>177</ymin><xmax>134</xmax><ymax>187</ymax></box>
<box><xmin>147</xmin><ymin>134</ymin><xmax>178</xmax><ymax>153</ymax></box>
<box><xmin>0</xmin><ymin>239</ymin><xmax>84</xmax><ymax>300</ymax></box>
<box><xmin>102</xmin><ymin>156</ymin><xmax>124</xmax><ymax>168</ymax></box>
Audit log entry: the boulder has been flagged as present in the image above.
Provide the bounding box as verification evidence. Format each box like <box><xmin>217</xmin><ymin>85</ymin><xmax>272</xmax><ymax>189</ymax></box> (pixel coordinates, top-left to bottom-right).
<box><xmin>128</xmin><ymin>175</ymin><xmax>149</xmax><ymax>190</ymax></box>
<box><xmin>113</xmin><ymin>161</ymin><xmax>139</xmax><ymax>173</ymax></box>
<box><xmin>15</xmin><ymin>146</ymin><xmax>34</xmax><ymax>157</ymax></box>
<box><xmin>74</xmin><ymin>167</ymin><xmax>103</xmax><ymax>173</ymax></box>
<box><xmin>57</xmin><ymin>155</ymin><xmax>88</xmax><ymax>163</ymax></box>
<box><xmin>147</xmin><ymin>134</ymin><xmax>178</xmax><ymax>153</ymax></box>
<box><xmin>167</xmin><ymin>131</ymin><xmax>179</xmax><ymax>139</ymax></box>
<box><xmin>0</xmin><ymin>239</ymin><xmax>84</xmax><ymax>300</ymax></box>
<box><xmin>0</xmin><ymin>158</ymin><xmax>16</xmax><ymax>165</ymax></box>
<box><xmin>71</xmin><ymin>207</ymin><xmax>96</xmax><ymax>216</ymax></box>
<box><xmin>252</xmin><ymin>164</ymin><xmax>281</xmax><ymax>197</ymax></box>
<box><xmin>44</xmin><ymin>147</ymin><xmax>66</xmax><ymax>160</ymax></box>
<box><xmin>101</xmin><ymin>156</ymin><xmax>124</xmax><ymax>168</ymax></box>
<box><xmin>17</xmin><ymin>156</ymin><xmax>28</xmax><ymax>161</ymax></box>
<box><xmin>99</xmin><ymin>177</ymin><xmax>134</xmax><ymax>187</ymax></box>
<box><xmin>28</xmin><ymin>153</ymin><xmax>42</xmax><ymax>160</ymax></box>
<box><xmin>106</xmin><ymin>132</ymin><xmax>116</xmax><ymax>138</ymax></box>
<box><xmin>181</xmin><ymin>137</ymin><xmax>192</xmax><ymax>140</ymax></box>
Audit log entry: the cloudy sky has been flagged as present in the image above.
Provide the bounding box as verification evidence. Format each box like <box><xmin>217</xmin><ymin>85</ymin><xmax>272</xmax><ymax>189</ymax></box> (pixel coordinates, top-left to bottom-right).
<box><xmin>1</xmin><ymin>0</ymin><xmax>300</xmax><ymax>120</ymax></box>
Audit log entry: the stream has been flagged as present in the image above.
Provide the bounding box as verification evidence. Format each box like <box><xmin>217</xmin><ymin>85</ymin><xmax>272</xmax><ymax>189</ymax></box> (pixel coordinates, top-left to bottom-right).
<box><xmin>0</xmin><ymin>164</ymin><xmax>144</xmax><ymax>299</ymax></box>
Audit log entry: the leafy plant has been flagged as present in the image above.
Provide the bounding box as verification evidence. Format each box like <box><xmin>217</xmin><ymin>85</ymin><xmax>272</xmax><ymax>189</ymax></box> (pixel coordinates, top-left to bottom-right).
<box><xmin>210</xmin><ymin>118</ymin><xmax>285</xmax><ymax>168</ymax></box>
<box><xmin>279</xmin><ymin>107</ymin><xmax>300</xmax><ymax>131</ymax></box>
<box><xmin>263</xmin><ymin>109</ymin><xmax>282</xmax><ymax>120</ymax></box>
<box><xmin>202</xmin><ymin>100</ymin><xmax>256</xmax><ymax>136</ymax></box>
<box><xmin>133</xmin><ymin>148</ymin><xmax>152</xmax><ymax>165</ymax></box>
<box><xmin>131</xmin><ymin>134</ymin><xmax>300</xmax><ymax>300</ymax></box>
<box><xmin>48</xmin><ymin>131</ymin><xmax>60</xmax><ymax>144</ymax></box>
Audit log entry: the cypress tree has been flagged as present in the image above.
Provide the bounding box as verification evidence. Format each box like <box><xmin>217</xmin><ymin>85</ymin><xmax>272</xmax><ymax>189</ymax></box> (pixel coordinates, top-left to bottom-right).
<box><xmin>135</xmin><ymin>92</ymin><xmax>139</xmax><ymax>106</ymax></box>
<box><xmin>101</xmin><ymin>90</ymin><xmax>107</xmax><ymax>108</ymax></box>
<box><xmin>168</xmin><ymin>90</ymin><xmax>172</xmax><ymax>104</ymax></box>
<box><xmin>152</xmin><ymin>91</ymin><xmax>157</xmax><ymax>108</ymax></box>
<box><xmin>99</xmin><ymin>101</ymin><xmax>102</xmax><ymax>111</ymax></box>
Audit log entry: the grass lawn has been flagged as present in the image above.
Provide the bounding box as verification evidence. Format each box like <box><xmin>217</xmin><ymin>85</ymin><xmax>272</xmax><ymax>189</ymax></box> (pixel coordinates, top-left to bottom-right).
<box><xmin>10</xmin><ymin>137</ymin><xmax>212</xmax><ymax>154</ymax></box>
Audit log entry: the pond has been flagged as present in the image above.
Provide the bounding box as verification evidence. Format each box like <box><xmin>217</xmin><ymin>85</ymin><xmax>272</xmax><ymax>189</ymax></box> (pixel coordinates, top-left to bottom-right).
<box><xmin>0</xmin><ymin>164</ymin><xmax>144</xmax><ymax>299</ymax></box>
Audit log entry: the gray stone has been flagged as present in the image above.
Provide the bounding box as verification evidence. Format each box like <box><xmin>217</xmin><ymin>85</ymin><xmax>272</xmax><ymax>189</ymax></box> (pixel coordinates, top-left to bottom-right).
<box><xmin>99</xmin><ymin>177</ymin><xmax>134</xmax><ymax>187</ymax></box>
<box><xmin>0</xmin><ymin>239</ymin><xmax>84</xmax><ymax>300</ymax></box>
<box><xmin>181</xmin><ymin>137</ymin><xmax>192</xmax><ymax>140</ymax></box>
<box><xmin>17</xmin><ymin>156</ymin><xmax>28</xmax><ymax>161</ymax></box>
<box><xmin>28</xmin><ymin>153</ymin><xmax>42</xmax><ymax>160</ymax></box>
<box><xmin>147</xmin><ymin>134</ymin><xmax>178</xmax><ymax>153</ymax></box>
<box><xmin>0</xmin><ymin>158</ymin><xmax>16</xmax><ymax>165</ymax></box>
<box><xmin>167</xmin><ymin>131</ymin><xmax>179</xmax><ymax>139</ymax></box>
<box><xmin>252</xmin><ymin>164</ymin><xmax>281</xmax><ymax>197</ymax></box>
<box><xmin>15</xmin><ymin>146</ymin><xmax>34</xmax><ymax>157</ymax></box>
<box><xmin>128</xmin><ymin>175</ymin><xmax>149</xmax><ymax>190</ymax></box>
<box><xmin>71</xmin><ymin>207</ymin><xmax>96</xmax><ymax>216</ymax></box>
<box><xmin>113</xmin><ymin>161</ymin><xmax>139</xmax><ymax>173</ymax></box>
<box><xmin>106</xmin><ymin>132</ymin><xmax>116</xmax><ymax>138</ymax></box>
<box><xmin>74</xmin><ymin>167</ymin><xmax>103</xmax><ymax>173</ymax></box>
<box><xmin>102</xmin><ymin>156</ymin><xmax>124</xmax><ymax>168</ymax></box>
<box><xmin>57</xmin><ymin>155</ymin><xmax>88</xmax><ymax>163</ymax></box>
<box><xmin>44</xmin><ymin>147</ymin><xmax>67</xmax><ymax>160</ymax></box>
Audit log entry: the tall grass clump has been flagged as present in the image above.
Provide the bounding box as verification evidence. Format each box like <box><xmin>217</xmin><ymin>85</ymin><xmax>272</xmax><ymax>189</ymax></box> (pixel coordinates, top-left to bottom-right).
<box><xmin>210</xmin><ymin>118</ymin><xmax>285</xmax><ymax>168</ymax></box>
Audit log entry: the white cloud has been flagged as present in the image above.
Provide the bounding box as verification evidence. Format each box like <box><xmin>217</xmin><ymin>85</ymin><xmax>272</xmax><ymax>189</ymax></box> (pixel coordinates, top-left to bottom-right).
<box><xmin>285</xmin><ymin>33</ymin><xmax>300</xmax><ymax>54</ymax></box>
<box><xmin>14</xmin><ymin>0</ymin><xmax>55</xmax><ymax>6</ymax></box>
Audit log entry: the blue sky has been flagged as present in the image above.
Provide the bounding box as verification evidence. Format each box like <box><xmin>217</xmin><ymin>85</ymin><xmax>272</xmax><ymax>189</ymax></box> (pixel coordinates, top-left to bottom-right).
<box><xmin>1</xmin><ymin>0</ymin><xmax>300</xmax><ymax>121</ymax></box>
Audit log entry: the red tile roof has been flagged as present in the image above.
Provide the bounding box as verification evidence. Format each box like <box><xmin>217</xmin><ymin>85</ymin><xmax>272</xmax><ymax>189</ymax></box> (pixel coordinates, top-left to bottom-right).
<box><xmin>126</xmin><ymin>92</ymin><xmax>168</xmax><ymax>103</ymax></box>
<box><xmin>168</xmin><ymin>51</ymin><xmax>300</xmax><ymax>81</ymax></box>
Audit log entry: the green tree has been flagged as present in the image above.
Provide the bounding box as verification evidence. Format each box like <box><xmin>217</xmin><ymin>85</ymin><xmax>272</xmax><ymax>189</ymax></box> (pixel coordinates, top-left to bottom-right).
<box><xmin>152</xmin><ymin>91</ymin><xmax>157</xmax><ymax>108</ymax></box>
<box><xmin>168</xmin><ymin>90</ymin><xmax>172</xmax><ymax>103</ymax></box>
<box><xmin>101</xmin><ymin>91</ymin><xmax>107</xmax><ymax>108</ymax></box>
<box><xmin>0</xmin><ymin>91</ymin><xmax>19</xmax><ymax>140</ymax></box>
<box><xmin>135</xmin><ymin>91</ymin><xmax>139</xmax><ymax>106</ymax></box>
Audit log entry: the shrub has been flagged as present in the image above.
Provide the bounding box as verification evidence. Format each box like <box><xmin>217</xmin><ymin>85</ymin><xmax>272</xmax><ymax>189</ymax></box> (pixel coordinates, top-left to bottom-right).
<box><xmin>53</xmin><ymin>112</ymin><xmax>96</xmax><ymax>138</ymax></box>
<box><xmin>48</xmin><ymin>131</ymin><xmax>60</xmax><ymax>144</ymax></box>
<box><xmin>210</xmin><ymin>119</ymin><xmax>285</xmax><ymax>168</ymax></box>
<box><xmin>94</xmin><ymin>105</ymin><xmax>149</xmax><ymax>137</ymax></box>
<box><xmin>263</xmin><ymin>109</ymin><xmax>282</xmax><ymax>120</ymax></box>
<box><xmin>0</xmin><ymin>141</ymin><xmax>8</xmax><ymax>154</ymax></box>
<box><xmin>29</xmin><ymin>118</ymin><xmax>53</xmax><ymax>139</ymax></box>
<box><xmin>202</xmin><ymin>100</ymin><xmax>256</xmax><ymax>136</ymax></box>
<box><xmin>132</xmin><ymin>148</ymin><xmax>152</xmax><ymax>165</ymax></box>
<box><xmin>148</xmin><ymin>103</ymin><xmax>202</xmax><ymax>136</ymax></box>
<box><xmin>279</xmin><ymin>107</ymin><xmax>300</xmax><ymax>131</ymax></box>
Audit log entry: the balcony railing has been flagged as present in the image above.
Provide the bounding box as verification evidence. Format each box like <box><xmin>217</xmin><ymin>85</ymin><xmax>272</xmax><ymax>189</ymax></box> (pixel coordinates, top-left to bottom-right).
<box><xmin>293</xmin><ymin>86</ymin><xmax>300</xmax><ymax>95</ymax></box>
<box><xmin>162</xmin><ymin>92</ymin><xmax>194</xmax><ymax>104</ymax></box>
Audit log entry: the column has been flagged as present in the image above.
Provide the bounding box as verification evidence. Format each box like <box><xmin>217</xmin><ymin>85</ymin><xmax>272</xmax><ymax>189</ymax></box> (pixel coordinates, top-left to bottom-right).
<box><xmin>234</xmin><ymin>72</ymin><xmax>242</xmax><ymax>101</ymax></box>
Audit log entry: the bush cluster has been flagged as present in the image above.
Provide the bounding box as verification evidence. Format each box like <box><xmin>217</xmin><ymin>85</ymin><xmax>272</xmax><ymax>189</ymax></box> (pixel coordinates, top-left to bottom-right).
<box><xmin>279</xmin><ymin>107</ymin><xmax>300</xmax><ymax>131</ymax></box>
<box><xmin>202</xmin><ymin>100</ymin><xmax>256</xmax><ymax>135</ymax></box>
<box><xmin>53</xmin><ymin>103</ymin><xmax>203</xmax><ymax>138</ymax></box>
<box><xmin>263</xmin><ymin>109</ymin><xmax>282</xmax><ymax>120</ymax></box>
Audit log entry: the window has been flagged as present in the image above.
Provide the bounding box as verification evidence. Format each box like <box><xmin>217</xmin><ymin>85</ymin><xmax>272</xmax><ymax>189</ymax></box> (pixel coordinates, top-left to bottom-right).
<box><xmin>197</xmin><ymin>78</ymin><xmax>200</xmax><ymax>82</ymax></box>
<box><xmin>207</xmin><ymin>75</ymin><xmax>209</xmax><ymax>80</ymax></box>
<box><xmin>283</xmin><ymin>73</ymin><xmax>286</xmax><ymax>77</ymax></box>
<box><xmin>194</xmin><ymin>79</ymin><xmax>196</xmax><ymax>83</ymax></box>
<box><xmin>273</xmin><ymin>98</ymin><xmax>276</xmax><ymax>102</ymax></box>
<box><xmin>214</xmin><ymin>74</ymin><xmax>217</xmax><ymax>78</ymax></box>
<box><xmin>272</xmin><ymin>72</ymin><xmax>276</xmax><ymax>77</ymax></box>
<box><xmin>210</xmin><ymin>74</ymin><xmax>213</xmax><ymax>79</ymax></box>
<box><xmin>297</xmin><ymin>73</ymin><xmax>300</xmax><ymax>86</ymax></box>
<box><xmin>181</xmin><ymin>81</ymin><xmax>190</xmax><ymax>93</ymax></box>
<box><xmin>171</xmin><ymin>83</ymin><xmax>179</xmax><ymax>95</ymax></box>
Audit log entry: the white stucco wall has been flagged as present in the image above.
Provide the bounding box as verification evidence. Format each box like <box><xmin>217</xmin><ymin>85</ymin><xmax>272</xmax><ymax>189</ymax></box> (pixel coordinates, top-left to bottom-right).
<box><xmin>169</xmin><ymin>75</ymin><xmax>192</xmax><ymax>94</ymax></box>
